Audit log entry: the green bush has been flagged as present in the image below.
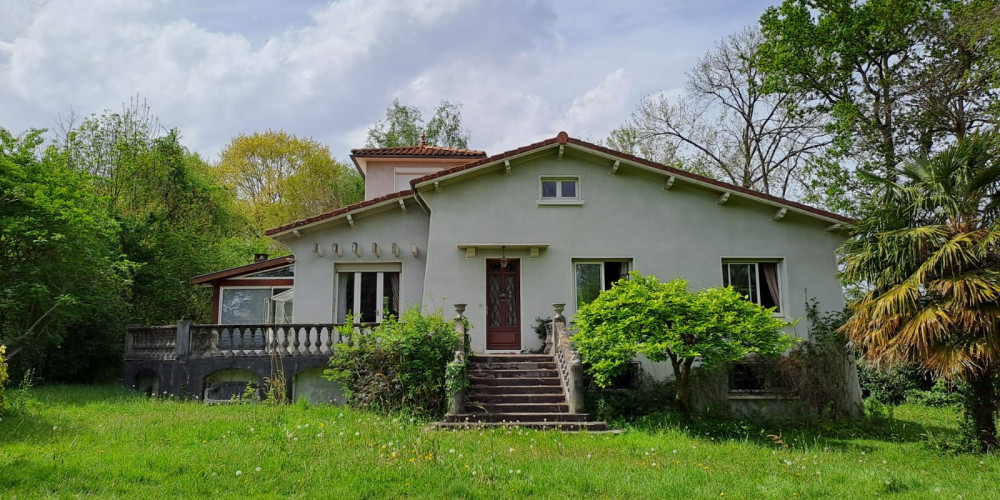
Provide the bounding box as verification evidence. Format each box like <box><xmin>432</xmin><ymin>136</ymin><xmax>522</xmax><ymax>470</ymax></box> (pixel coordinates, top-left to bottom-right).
<box><xmin>585</xmin><ymin>379</ymin><xmax>676</xmax><ymax>424</ymax></box>
<box><xmin>858</xmin><ymin>360</ymin><xmax>928</xmax><ymax>405</ymax></box>
<box><xmin>905</xmin><ymin>379</ymin><xmax>963</xmax><ymax>407</ymax></box>
<box><xmin>324</xmin><ymin>308</ymin><xmax>460</xmax><ymax>418</ymax></box>
<box><xmin>0</xmin><ymin>344</ymin><xmax>7</xmax><ymax>411</ymax></box>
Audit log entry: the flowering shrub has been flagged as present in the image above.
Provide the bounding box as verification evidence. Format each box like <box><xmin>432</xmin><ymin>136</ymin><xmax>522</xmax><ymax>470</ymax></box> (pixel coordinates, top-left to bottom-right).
<box><xmin>325</xmin><ymin>307</ymin><xmax>460</xmax><ymax>417</ymax></box>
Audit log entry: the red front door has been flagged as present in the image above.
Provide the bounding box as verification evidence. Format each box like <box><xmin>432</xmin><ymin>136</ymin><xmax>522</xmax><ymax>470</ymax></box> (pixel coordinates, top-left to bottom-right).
<box><xmin>486</xmin><ymin>259</ymin><xmax>521</xmax><ymax>350</ymax></box>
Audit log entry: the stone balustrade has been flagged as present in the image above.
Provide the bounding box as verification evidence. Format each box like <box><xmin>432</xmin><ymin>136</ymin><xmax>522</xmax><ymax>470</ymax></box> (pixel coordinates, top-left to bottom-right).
<box><xmin>125</xmin><ymin>323</ymin><xmax>374</xmax><ymax>360</ymax></box>
<box><xmin>552</xmin><ymin>303</ymin><xmax>585</xmax><ymax>413</ymax></box>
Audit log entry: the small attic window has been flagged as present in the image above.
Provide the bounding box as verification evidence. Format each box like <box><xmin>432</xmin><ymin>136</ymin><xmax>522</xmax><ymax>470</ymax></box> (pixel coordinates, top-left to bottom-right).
<box><xmin>539</xmin><ymin>176</ymin><xmax>582</xmax><ymax>205</ymax></box>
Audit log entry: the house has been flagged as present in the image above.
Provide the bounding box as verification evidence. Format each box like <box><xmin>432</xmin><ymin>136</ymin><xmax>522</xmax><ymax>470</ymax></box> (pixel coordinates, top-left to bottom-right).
<box><xmin>124</xmin><ymin>132</ymin><xmax>860</xmax><ymax>415</ymax></box>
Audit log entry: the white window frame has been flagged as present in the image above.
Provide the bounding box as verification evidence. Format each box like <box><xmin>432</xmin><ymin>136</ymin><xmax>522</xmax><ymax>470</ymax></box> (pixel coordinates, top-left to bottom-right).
<box><xmin>538</xmin><ymin>176</ymin><xmax>583</xmax><ymax>206</ymax></box>
<box><xmin>721</xmin><ymin>259</ymin><xmax>783</xmax><ymax>316</ymax></box>
<box><xmin>335</xmin><ymin>263</ymin><xmax>402</xmax><ymax>324</ymax></box>
<box><xmin>573</xmin><ymin>259</ymin><xmax>632</xmax><ymax>310</ymax></box>
<box><xmin>218</xmin><ymin>286</ymin><xmax>292</xmax><ymax>324</ymax></box>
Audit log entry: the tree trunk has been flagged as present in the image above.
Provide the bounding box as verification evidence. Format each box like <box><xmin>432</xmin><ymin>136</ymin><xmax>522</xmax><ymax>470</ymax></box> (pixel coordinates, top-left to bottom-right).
<box><xmin>674</xmin><ymin>358</ymin><xmax>695</xmax><ymax>418</ymax></box>
<box><xmin>966</xmin><ymin>369</ymin><xmax>999</xmax><ymax>452</ymax></box>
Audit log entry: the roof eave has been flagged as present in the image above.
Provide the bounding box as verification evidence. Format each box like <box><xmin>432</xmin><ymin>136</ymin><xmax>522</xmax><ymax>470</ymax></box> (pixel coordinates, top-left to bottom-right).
<box><xmin>266</xmin><ymin>191</ymin><xmax>415</xmax><ymax>239</ymax></box>
<box><xmin>190</xmin><ymin>256</ymin><xmax>294</xmax><ymax>285</ymax></box>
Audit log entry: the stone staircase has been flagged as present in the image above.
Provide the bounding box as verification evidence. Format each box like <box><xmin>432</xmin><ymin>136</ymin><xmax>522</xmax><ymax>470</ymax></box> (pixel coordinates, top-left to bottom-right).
<box><xmin>437</xmin><ymin>354</ymin><xmax>608</xmax><ymax>431</ymax></box>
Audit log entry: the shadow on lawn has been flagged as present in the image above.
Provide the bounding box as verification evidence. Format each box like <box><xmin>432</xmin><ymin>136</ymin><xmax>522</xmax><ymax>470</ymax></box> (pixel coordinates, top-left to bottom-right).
<box><xmin>616</xmin><ymin>407</ymin><xmax>961</xmax><ymax>453</ymax></box>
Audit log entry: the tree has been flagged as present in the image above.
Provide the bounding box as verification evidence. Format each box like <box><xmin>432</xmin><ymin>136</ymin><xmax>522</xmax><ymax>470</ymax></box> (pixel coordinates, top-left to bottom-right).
<box><xmin>365</xmin><ymin>99</ymin><xmax>471</xmax><ymax>149</ymax></box>
<box><xmin>839</xmin><ymin>135</ymin><xmax>1000</xmax><ymax>451</ymax></box>
<box><xmin>63</xmin><ymin>102</ymin><xmax>260</xmax><ymax>327</ymax></box>
<box><xmin>757</xmin><ymin>0</ymin><xmax>999</xmax><ymax>209</ymax></box>
<box><xmin>214</xmin><ymin>130</ymin><xmax>363</xmax><ymax>233</ymax></box>
<box><xmin>573</xmin><ymin>273</ymin><xmax>795</xmax><ymax>417</ymax></box>
<box><xmin>0</xmin><ymin>128</ymin><xmax>133</xmax><ymax>380</ymax></box>
<box><xmin>610</xmin><ymin>27</ymin><xmax>830</xmax><ymax>199</ymax></box>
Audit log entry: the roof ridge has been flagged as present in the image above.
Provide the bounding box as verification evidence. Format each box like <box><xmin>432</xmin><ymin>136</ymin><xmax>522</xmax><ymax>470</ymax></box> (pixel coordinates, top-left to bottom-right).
<box><xmin>408</xmin><ymin>133</ymin><xmax>851</xmax><ymax>224</ymax></box>
<box><xmin>351</xmin><ymin>144</ymin><xmax>486</xmax><ymax>156</ymax></box>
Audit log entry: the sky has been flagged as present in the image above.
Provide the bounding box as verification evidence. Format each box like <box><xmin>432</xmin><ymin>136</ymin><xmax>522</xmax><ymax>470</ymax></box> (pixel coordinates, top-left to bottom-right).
<box><xmin>0</xmin><ymin>0</ymin><xmax>780</xmax><ymax>162</ymax></box>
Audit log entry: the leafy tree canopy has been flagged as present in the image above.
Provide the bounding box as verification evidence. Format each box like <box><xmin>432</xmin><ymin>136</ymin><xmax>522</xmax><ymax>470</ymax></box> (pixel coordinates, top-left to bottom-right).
<box><xmin>758</xmin><ymin>0</ymin><xmax>1000</xmax><ymax>211</ymax></box>
<box><xmin>0</xmin><ymin>127</ymin><xmax>133</xmax><ymax>379</ymax></box>
<box><xmin>365</xmin><ymin>99</ymin><xmax>471</xmax><ymax>149</ymax></box>
<box><xmin>214</xmin><ymin>130</ymin><xmax>363</xmax><ymax>234</ymax></box>
<box><xmin>573</xmin><ymin>273</ymin><xmax>795</xmax><ymax>416</ymax></box>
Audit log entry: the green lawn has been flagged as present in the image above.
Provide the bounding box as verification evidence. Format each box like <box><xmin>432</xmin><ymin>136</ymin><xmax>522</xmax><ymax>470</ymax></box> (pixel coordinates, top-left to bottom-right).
<box><xmin>0</xmin><ymin>386</ymin><xmax>996</xmax><ymax>499</ymax></box>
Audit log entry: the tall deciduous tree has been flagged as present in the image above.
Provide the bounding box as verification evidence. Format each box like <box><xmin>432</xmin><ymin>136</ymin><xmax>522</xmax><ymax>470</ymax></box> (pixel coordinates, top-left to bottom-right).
<box><xmin>573</xmin><ymin>273</ymin><xmax>794</xmax><ymax>417</ymax></box>
<box><xmin>0</xmin><ymin>128</ymin><xmax>133</xmax><ymax>380</ymax></box>
<box><xmin>757</xmin><ymin>0</ymin><xmax>999</xmax><ymax>210</ymax></box>
<box><xmin>214</xmin><ymin>130</ymin><xmax>363</xmax><ymax>233</ymax></box>
<box><xmin>365</xmin><ymin>99</ymin><xmax>471</xmax><ymax>149</ymax></box>
<box><xmin>840</xmin><ymin>135</ymin><xmax>1000</xmax><ymax>451</ymax></box>
<box><xmin>609</xmin><ymin>27</ymin><xmax>829</xmax><ymax>199</ymax></box>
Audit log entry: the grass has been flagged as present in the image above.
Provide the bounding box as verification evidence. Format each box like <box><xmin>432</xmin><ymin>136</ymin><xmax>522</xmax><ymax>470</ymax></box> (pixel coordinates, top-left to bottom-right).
<box><xmin>0</xmin><ymin>385</ymin><xmax>997</xmax><ymax>499</ymax></box>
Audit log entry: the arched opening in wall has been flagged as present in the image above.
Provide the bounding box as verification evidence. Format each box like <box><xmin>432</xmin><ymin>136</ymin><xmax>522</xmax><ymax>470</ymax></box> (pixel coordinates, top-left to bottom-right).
<box><xmin>203</xmin><ymin>369</ymin><xmax>263</xmax><ymax>402</ymax></box>
<box><xmin>134</xmin><ymin>369</ymin><xmax>159</xmax><ymax>396</ymax></box>
<box><xmin>292</xmin><ymin>367</ymin><xmax>345</xmax><ymax>405</ymax></box>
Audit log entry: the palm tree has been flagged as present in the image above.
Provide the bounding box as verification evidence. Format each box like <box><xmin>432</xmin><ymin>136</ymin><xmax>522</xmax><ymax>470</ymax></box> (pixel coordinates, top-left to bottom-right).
<box><xmin>840</xmin><ymin>135</ymin><xmax>1000</xmax><ymax>451</ymax></box>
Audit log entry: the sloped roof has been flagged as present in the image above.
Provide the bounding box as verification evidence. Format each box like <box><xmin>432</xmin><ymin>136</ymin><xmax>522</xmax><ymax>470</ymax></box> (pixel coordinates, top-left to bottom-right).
<box><xmin>350</xmin><ymin>145</ymin><xmax>486</xmax><ymax>157</ymax></box>
<box><xmin>411</xmin><ymin>132</ymin><xmax>852</xmax><ymax>224</ymax></box>
<box><xmin>264</xmin><ymin>190</ymin><xmax>414</xmax><ymax>236</ymax></box>
<box><xmin>190</xmin><ymin>256</ymin><xmax>294</xmax><ymax>285</ymax></box>
<box><xmin>265</xmin><ymin>132</ymin><xmax>851</xmax><ymax>238</ymax></box>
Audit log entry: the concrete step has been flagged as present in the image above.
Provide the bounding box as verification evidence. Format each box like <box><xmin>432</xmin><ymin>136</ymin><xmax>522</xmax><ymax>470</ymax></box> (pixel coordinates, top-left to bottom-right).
<box><xmin>468</xmin><ymin>376</ymin><xmax>562</xmax><ymax>387</ymax></box>
<box><xmin>467</xmin><ymin>402</ymin><xmax>570</xmax><ymax>413</ymax></box>
<box><xmin>470</xmin><ymin>355</ymin><xmax>555</xmax><ymax>363</ymax></box>
<box><xmin>432</xmin><ymin>421</ymin><xmax>611</xmax><ymax>431</ymax></box>
<box><xmin>466</xmin><ymin>394</ymin><xmax>566</xmax><ymax>404</ymax></box>
<box><xmin>443</xmin><ymin>412</ymin><xmax>593</xmax><ymax>423</ymax></box>
<box><xmin>469</xmin><ymin>385</ymin><xmax>564</xmax><ymax>395</ymax></box>
<box><xmin>467</xmin><ymin>369</ymin><xmax>559</xmax><ymax>379</ymax></box>
<box><xmin>469</xmin><ymin>362</ymin><xmax>557</xmax><ymax>370</ymax></box>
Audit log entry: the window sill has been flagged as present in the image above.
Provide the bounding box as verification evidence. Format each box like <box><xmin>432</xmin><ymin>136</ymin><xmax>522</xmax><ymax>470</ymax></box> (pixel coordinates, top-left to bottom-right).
<box><xmin>538</xmin><ymin>199</ymin><xmax>585</xmax><ymax>206</ymax></box>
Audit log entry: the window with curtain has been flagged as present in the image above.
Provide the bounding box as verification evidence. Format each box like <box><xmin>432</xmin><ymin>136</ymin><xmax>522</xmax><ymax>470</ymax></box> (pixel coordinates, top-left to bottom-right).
<box><xmin>721</xmin><ymin>261</ymin><xmax>781</xmax><ymax>313</ymax></box>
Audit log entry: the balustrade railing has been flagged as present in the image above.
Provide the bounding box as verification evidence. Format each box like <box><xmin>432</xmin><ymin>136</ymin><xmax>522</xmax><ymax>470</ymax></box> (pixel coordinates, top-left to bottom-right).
<box><xmin>551</xmin><ymin>304</ymin><xmax>585</xmax><ymax>413</ymax></box>
<box><xmin>126</xmin><ymin>326</ymin><xmax>178</xmax><ymax>360</ymax></box>
<box><xmin>126</xmin><ymin>323</ymin><xmax>374</xmax><ymax>360</ymax></box>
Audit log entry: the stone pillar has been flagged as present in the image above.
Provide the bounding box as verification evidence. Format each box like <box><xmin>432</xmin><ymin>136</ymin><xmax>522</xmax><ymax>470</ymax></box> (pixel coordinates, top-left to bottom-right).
<box><xmin>549</xmin><ymin>303</ymin><xmax>565</xmax><ymax>352</ymax></box>
<box><xmin>453</xmin><ymin>303</ymin><xmax>467</xmax><ymax>351</ymax></box>
<box><xmin>449</xmin><ymin>304</ymin><xmax>468</xmax><ymax>416</ymax></box>
<box><xmin>176</xmin><ymin>321</ymin><xmax>192</xmax><ymax>359</ymax></box>
<box><xmin>546</xmin><ymin>303</ymin><xmax>565</xmax><ymax>354</ymax></box>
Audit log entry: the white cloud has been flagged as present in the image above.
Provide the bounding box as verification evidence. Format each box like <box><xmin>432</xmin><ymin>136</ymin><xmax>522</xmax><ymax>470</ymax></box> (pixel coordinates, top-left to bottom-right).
<box><xmin>0</xmin><ymin>0</ymin><xmax>780</xmax><ymax>160</ymax></box>
<box><xmin>558</xmin><ymin>68</ymin><xmax>633</xmax><ymax>140</ymax></box>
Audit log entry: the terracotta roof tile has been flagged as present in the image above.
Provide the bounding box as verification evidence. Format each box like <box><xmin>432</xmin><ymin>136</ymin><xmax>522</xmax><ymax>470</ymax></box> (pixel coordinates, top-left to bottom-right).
<box><xmin>265</xmin><ymin>190</ymin><xmax>414</xmax><ymax>236</ymax></box>
<box><xmin>350</xmin><ymin>145</ymin><xmax>486</xmax><ymax>157</ymax></box>
<box><xmin>267</xmin><ymin>133</ymin><xmax>850</xmax><ymax>238</ymax></box>
<box><xmin>410</xmin><ymin>133</ymin><xmax>852</xmax><ymax>224</ymax></box>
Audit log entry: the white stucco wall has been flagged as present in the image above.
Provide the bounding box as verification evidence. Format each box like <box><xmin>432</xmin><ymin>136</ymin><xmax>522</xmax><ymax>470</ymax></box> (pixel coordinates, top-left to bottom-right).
<box><xmin>360</xmin><ymin>158</ymin><xmax>476</xmax><ymax>200</ymax></box>
<box><xmin>281</xmin><ymin>200</ymin><xmax>430</xmax><ymax>323</ymax></box>
<box><xmin>417</xmin><ymin>149</ymin><xmax>847</xmax><ymax>353</ymax></box>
